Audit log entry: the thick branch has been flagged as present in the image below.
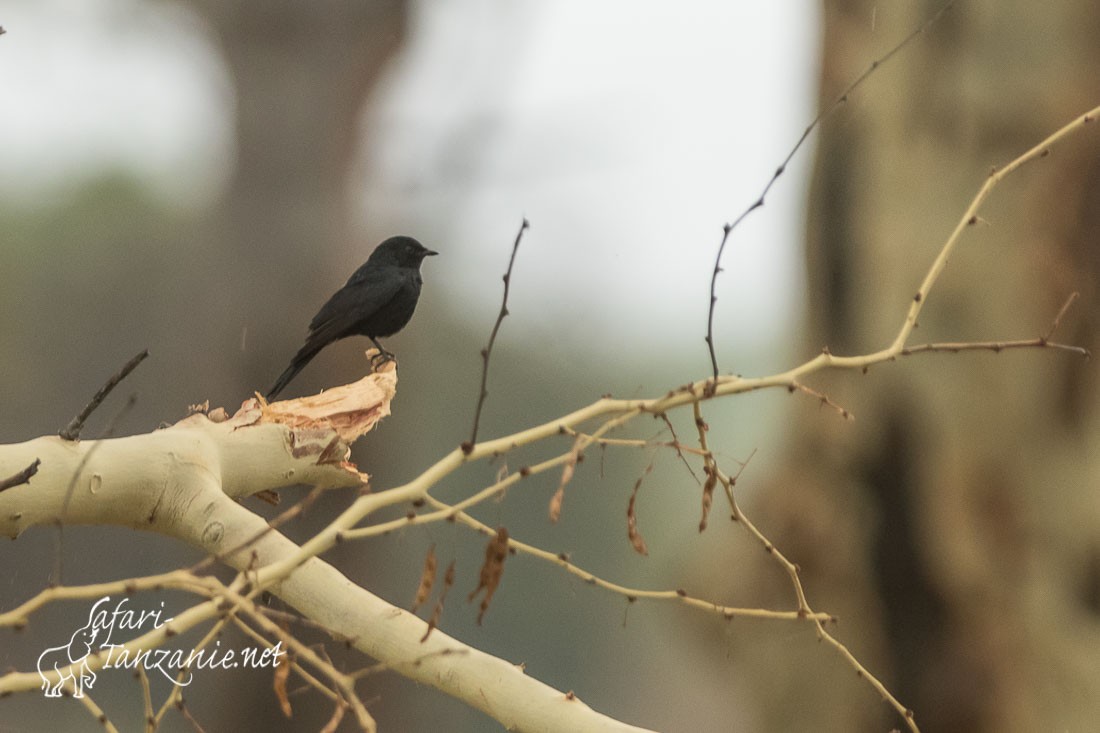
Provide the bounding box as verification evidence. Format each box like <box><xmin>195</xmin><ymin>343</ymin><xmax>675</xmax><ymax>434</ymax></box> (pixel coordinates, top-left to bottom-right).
<box><xmin>0</xmin><ymin>362</ymin><xmax>394</xmax><ymax>537</ymax></box>
<box><xmin>0</xmin><ymin>362</ymin><xmax>651</xmax><ymax>733</ymax></box>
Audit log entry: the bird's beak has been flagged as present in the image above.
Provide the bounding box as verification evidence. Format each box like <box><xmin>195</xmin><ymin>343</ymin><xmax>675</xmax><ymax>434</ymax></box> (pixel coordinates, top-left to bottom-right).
<box><xmin>425</xmin><ymin>249</ymin><xmax>439</xmax><ymax>257</ymax></box>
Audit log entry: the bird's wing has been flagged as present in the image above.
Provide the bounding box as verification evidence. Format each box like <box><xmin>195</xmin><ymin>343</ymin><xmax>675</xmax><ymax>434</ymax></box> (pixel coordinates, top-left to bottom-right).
<box><xmin>344</xmin><ymin>258</ymin><xmax>377</xmax><ymax>287</ymax></box>
<box><xmin>306</xmin><ymin>265</ymin><xmax>404</xmax><ymax>343</ymax></box>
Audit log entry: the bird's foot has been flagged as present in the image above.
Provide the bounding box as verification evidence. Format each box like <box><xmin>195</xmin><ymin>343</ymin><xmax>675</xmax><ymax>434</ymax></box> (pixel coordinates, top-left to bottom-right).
<box><xmin>369</xmin><ymin>349</ymin><xmax>396</xmax><ymax>371</ymax></box>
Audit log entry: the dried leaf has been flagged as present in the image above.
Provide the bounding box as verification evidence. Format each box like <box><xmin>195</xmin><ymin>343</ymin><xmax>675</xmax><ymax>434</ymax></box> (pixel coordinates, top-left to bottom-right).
<box><xmin>273</xmin><ymin>647</ymin><xmax>293</xmax><ymax>718</ymax></box>
<box><xmin>550</xmin><ymin>436</ymin><xmax>584</xmax><ymax>522</ymax></box>
<box><xmin>468</xmin><ymin>527</ymin><xmax>510</xmax><ymax>624</ymax></box>
<box><xmin>627</xmin><ymin>478</ymin><xmax>649</xmax><ymax>556</ymax></box>
<box><xmin>422</xmin><ymin>561</ymin><xmax>456</xmax><ymax>642</ymax></box>
<box><xmin>412</xmin><ymin>544</ymin><xmax>437</xmax><ymax>613</ymax></box>
<box><xmin>548</xmin><ymin>485</ymin><xmax>566</xmax><ymax>523</ymax></box>
<box><xmin>699</xmin><ymin>467</ymin><xmax>717</xmax><ymax>532</ymax></box>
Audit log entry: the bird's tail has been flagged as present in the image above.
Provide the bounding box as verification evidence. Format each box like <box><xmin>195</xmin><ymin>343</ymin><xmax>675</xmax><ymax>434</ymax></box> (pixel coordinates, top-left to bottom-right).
<box><xmin>266</xmin><ymin>342</ymin><xmax>323</xmax><ymax>400</ymax></box>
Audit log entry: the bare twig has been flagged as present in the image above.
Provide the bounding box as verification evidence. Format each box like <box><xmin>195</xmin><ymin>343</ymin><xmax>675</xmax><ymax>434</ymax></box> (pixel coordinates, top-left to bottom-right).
<box><xmin>708</xmin><ymin>460</ymin><xmax>919</xmax><ymax>730</ymax></box>
<box><xmin>73</xmin><ymin>691</ymin><xmax>120</xmax><ymax>733</ymax></box>
<box><xmin>424</xmin><ymin>493</ymin><xmax>830</xmax><ymax>623</ymax></box>
<box><xmin>464</xmin><ymin>219</ymin><xmax>529</xmax><ymax>453</ymax></box>
<box><xmin>59</xmin><ymin>348</ymin><xmax>148</xmax><ymax>441</ymax></box>
<box><xmin>705</xmin><ymin>224</ymin><xmax>736</xmax><ymax>381</ymax></box>
<box><xmin>705</xmin><ymin>0</ymin><xmax>958</xmax><ymax>380</ymax></box>
<box><xmin>788</xmin><ymin>381</ymin><xmax>853</xmax><ymax>419</ymax></box>
<box><xmin>656</xmin><ymin>412</ymin><xmax>701</xmax><ymax>483</ymax></box>
<box><xmin>899</xmin><ymin>339</ymin><xmax>1089</xmax><ymax>359</ymax></box>
<box><xmin>889</xmin><ymin>114</ymin><xmax>1098</xmax><ymax>357</ymax></box>
<box><xmin>0</xmin><ymin>458</ymin><xmax>40</xmax><ymax>493</ymax></box>
<box><xmin>136</xmin><ymin>667</ymin><xmax>154</xmax><ymax>733</ymax></box>
<box><xmin>1043</xmin><ymin>291</ymin><xmax>1080</xmax><ymax>341</ymax></box>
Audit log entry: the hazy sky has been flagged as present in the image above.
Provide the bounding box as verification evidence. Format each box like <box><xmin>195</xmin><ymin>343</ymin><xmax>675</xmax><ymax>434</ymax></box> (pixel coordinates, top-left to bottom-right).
<box><xmin>0</xmin><ymin>0</ymin><xmax>820</xmax><ymax>366</ymax></box>
<box><xmin>359</xmin><ymin>2</ymin><xmax>821</xmax><ymax>361</ymax></box>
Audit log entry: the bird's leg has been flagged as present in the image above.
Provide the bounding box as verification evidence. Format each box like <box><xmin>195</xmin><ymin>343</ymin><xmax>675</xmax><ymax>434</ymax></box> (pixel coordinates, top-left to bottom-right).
<box><xmin>369</xmin><ymin>337</ymin><xmax>396</xmax><ymax>369</ymax></box>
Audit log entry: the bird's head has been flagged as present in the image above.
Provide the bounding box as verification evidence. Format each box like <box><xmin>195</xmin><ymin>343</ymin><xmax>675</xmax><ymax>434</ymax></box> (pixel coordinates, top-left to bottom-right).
<box><xmin>369</xmin><ymin>236</ymin><xmax>439</xmax><ymax>268</ymax></box>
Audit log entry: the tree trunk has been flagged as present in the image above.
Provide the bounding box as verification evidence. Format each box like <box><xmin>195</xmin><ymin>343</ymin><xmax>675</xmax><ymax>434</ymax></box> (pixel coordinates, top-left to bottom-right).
<box><xmin>181</xmin><ymin>0</ymin><xmax>409</xmax><ymax>388</ymax></box>
<box><xmin>745</xmin><ymin>3</ymin><xmax>1100</xmax><ymax>731</ymax></box>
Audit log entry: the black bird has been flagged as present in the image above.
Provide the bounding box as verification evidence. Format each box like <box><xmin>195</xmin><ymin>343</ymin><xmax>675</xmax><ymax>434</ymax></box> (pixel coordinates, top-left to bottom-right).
<box><xmin>267</xmin><ymin>236</ymin><xmax>438</xmax><ymax>399</ymax></box>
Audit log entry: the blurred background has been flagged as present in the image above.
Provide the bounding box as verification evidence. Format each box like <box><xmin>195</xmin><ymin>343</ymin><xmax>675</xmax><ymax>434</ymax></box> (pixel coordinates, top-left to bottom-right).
<box><xmin>1</xmin><ymin>1</ymin><xmax>1098</xmax><ymax>731</ymax></box>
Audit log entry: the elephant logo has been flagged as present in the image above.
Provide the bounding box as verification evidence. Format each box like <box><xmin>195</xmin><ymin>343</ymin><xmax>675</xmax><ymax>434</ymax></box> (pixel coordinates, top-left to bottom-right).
<box><xmin>37</xmin><ymin>600</ymin><xmax>106</xmax><ymax>698</ymax></box>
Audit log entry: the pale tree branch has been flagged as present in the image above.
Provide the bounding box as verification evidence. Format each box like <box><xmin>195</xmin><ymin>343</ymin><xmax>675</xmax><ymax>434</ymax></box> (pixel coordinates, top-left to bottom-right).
<box><xmin>0</xmin><ymin>362</ymin><xmax>654</xmax><ymax>733</ymax></box>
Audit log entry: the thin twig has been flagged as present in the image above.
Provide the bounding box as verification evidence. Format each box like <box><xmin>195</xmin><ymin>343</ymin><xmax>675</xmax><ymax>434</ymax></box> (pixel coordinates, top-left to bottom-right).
<box><xmin>899</xmin><ymin>338</ymin><xmax>1089</xmax><ymax>359</ymax></box>
<box><xmin>789</xmin><ymin>381</ymin><xmax>853</xmax><ymax>419</ymax></box>
<box><xmin>464</xmin><ymin>218</ymin><xmax>529</xmax><ymax>453</ymax></box>
<box><xmin>227</xmin><ymin>616</ymin><xmax>341</xmax><ymax>703</ymax></box>
<box><xmin>889</xmin><ymin>114</ymin><xmax>1098</xmax><ymax>357</ymax></box>
<box><xmin>1043</xmin><ymin>291</ymin><xmax>1079</xmax><ymax>341</ymax></box>
<box><xmin>73</xmin><ymin>691</ymin><xmax>120</xmax><ymax>733</ymax></box>
<box><xmin>656</xmin><ymin>412</ymin><xmax>701</xmax><ymax>483</ymax></box>
<box><xmin>256</xmin><ymin>603</ymin><xmax>356</xmax><ymax>643</ymax></box>
<box><xmin>136</xmin><ymin>667</ymin><xmax>154</xmax><ymax>733</ymax></box>
<box><xmin>705</xmin><ymin>0</ymin><xmax>958</xmax><ymax>380</ymax></box>
<box><xmin>423</xmin><ymin>494</ymin><xmax>829</xmax><ymax>623</ymax></box>
<box><xmin>59</xmin><ymin>349</ymin><xmax>148</xmax><ymax>441</ymax></box>
<box><xmin>0</xmin><ymin>458</ymin><xmax>40</xmax><ymax>493</ymax></box>
<box><xmin>710</xmin><ymin>461</ymin><xmax>918</xmax><ymax>730</ymax></box>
